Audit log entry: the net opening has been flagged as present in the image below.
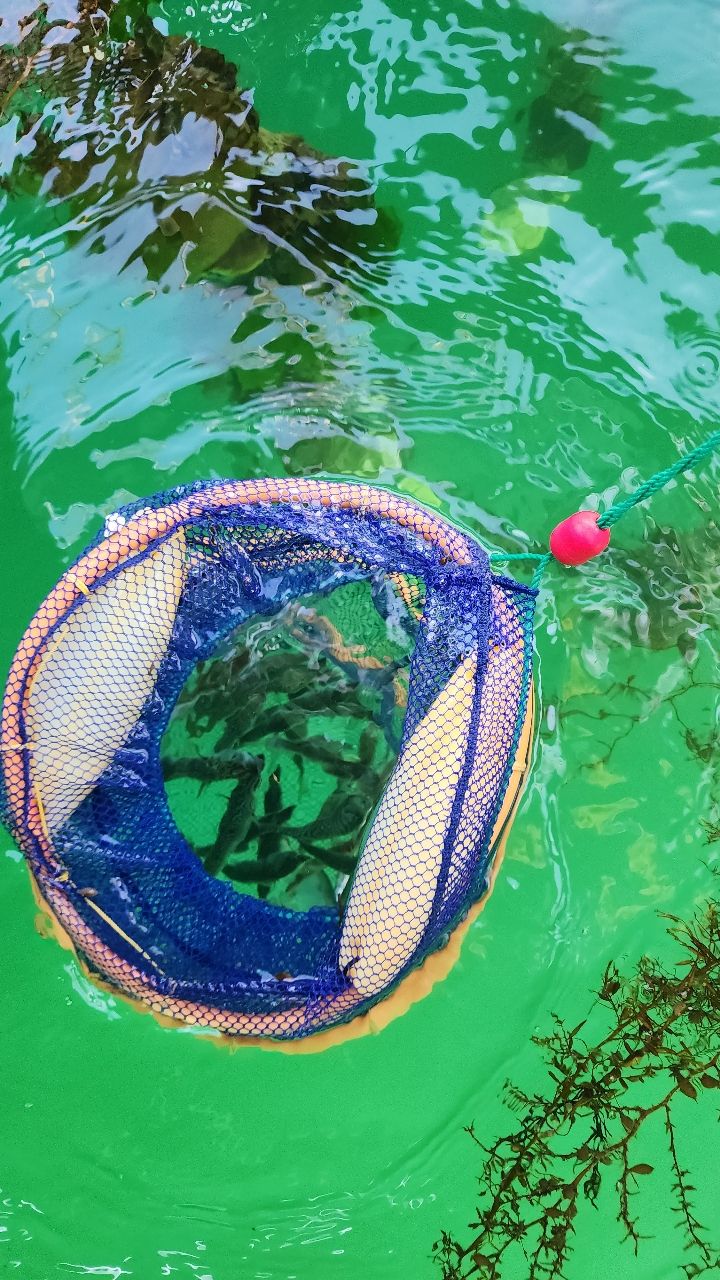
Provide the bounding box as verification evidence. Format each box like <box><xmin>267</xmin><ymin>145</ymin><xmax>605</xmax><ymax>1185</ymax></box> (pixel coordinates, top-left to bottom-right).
<box><xmin>1</xmin><ymin>479</ymin><xmax>536</xmax><ymax>1039</ymax></box>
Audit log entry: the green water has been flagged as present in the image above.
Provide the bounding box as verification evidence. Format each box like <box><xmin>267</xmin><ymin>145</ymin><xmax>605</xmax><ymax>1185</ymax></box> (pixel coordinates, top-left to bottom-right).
<box><xmin>1</xmin><ymin>0</ymin><xmax>719</xmax><ymax>1276</ymax></box>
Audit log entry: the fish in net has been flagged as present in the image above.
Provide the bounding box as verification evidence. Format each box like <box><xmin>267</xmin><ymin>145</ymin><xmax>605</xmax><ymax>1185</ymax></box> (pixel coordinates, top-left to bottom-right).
<box><xmin>0</xmin><ymin>478</ymin><xmax>535</xmax><ymax>1043</ymax></box>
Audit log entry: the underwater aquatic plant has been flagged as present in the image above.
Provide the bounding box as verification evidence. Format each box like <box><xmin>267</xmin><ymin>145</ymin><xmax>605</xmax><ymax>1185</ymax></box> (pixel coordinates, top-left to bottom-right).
<box><xmin>614</xmin><ymin>519</ymin><xmax>720</xmax><ymax>655</ymax></box>
<box><xmin>0</xmin><ymin>0</ymin><xmax>396</xmax><ymax>284</ymax></box>
<box><xmin>433</xmin><ymin>901</ymin><xmax>720</xmax><ymax>1279</ymax></box>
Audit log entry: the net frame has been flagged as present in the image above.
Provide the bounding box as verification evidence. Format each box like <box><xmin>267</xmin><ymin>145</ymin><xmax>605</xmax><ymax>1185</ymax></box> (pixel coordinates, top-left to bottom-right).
<box><xmin>1</xmin><ymin>478</ymin><xmax>537</xmax><ymax>1041</ymax></box>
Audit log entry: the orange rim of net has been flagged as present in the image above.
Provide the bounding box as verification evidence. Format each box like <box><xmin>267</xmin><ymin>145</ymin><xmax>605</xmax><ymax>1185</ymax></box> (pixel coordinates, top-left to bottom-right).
<box><xmin>3</xmin><ymin>478</ymin><xmax>534</xmax><ymax>1050</ymax></box>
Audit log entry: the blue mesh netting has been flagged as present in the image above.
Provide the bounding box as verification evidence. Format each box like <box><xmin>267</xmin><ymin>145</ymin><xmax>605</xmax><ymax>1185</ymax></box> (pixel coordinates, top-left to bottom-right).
<box><xmin>1</xmin><ymin>480</ymin><xmax>536</xmax><ymax>1039</ymax></box>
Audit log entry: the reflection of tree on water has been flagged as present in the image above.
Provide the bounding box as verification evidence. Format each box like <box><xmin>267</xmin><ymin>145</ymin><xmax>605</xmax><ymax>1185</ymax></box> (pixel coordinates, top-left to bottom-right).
<box><xmin>0</xmin><ymin>0</ymin><xmax>397</xmax><ymax>286</ymax></box>
<box><xmin>482</xmin><ymin>27</ymin><xmax>607</xmax><ymax>256</ymax></box>
<box><xmin>522</xmin><ymin>37</ymin><xmax>603</xmax><ymax>175</ymax></box>
<box><xmin>0</xmin><ymin>0</ymin><xmax>404</xmax><ymax>497</ymax></box>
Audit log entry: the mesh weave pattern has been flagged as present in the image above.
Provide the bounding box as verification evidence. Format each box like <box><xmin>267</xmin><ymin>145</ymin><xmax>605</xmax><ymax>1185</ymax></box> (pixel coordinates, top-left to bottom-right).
<box><xmin>1</xmin><ymin>479</ymin><xmax>536</xmax><ymax>1039</ymax></box>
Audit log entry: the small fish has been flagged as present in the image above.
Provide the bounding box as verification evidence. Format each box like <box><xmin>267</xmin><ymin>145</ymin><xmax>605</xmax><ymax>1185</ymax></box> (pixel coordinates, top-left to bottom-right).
<box><xmin>202</xmin><ymin>761</ymin><xmax>262</xmax><ymax>878</ymax></box>
<box><xmin>297</xmin><ymin>839</ymin><xmax>357</xmax><ymax>876</ymax></box>
<box><xmin>271</xmin><ymin>860</ymin><xmax>336</xmax><ymax>912</ymax></box>
<box><xmin>290</xmin><ymin>783</ymin><xmax>376</xmax><ymax>844</ymax></box>
<box><xmin>162</xmin><ymin>750</ymin><xmax>261</xmax><ymax>784</ymax></box>
<box><xmin>225</xmin><ymin>847</ymin><xmax>302</xmax><ymax>885</ymax></box>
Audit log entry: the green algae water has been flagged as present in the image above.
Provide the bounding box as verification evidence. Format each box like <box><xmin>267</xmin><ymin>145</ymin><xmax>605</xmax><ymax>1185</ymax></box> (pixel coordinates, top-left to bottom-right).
<box><xmin>1</xmin><ymin>0</ymin><xmax>719</xmax><ymax>1275</ymax></box>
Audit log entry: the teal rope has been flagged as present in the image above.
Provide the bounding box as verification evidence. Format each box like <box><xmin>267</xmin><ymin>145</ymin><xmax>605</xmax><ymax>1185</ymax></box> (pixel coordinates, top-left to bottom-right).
<box><xmin>489</xmin><ymin>550</ymin><xmax>551</xmax><ymax>591</ymax></box>
<box><xmin>488</xmin><ymin>552</ymin><xmax>546</xmax><ymax>566</ymax></box>
<box><xmin>490</xmin><ymin>427</ymin><xmax>720</xmax><ymax>590</ymax></box>
<box><xmin>530</xmin><ymin>553</ymin><xmax>552</xmax><ymax>590</ymax></box>
<box><xmin>596</xmin><ymin>427</ymin><xmax>720</xmax><ymax>529</ymax></box>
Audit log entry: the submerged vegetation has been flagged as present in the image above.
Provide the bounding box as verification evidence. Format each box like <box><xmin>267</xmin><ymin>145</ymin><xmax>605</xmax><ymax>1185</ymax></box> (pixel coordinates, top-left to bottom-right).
<box><xmin>434</xmin><ymin>900</ymin><xmax>720</xmax><ymax>1279</ymax></box>
<box><xmin>618</xmin><ymin>518</ymin><xmax>720</xmax><ymax>655</ymax></box>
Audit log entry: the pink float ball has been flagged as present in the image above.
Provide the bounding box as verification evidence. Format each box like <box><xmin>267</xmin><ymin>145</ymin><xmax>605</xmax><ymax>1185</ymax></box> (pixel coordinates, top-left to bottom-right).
<box><xmin>549</xmin><ymin>510</ymin><xmax>611</xmax><ymax>566</ymax></box>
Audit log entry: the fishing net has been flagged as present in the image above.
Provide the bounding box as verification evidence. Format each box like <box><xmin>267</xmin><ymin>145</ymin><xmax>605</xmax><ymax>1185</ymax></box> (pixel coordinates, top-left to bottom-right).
<box><xmin>1</xmin><ymin>479</ymin><xmax>535</xmax><ymax>1040</ymax></box>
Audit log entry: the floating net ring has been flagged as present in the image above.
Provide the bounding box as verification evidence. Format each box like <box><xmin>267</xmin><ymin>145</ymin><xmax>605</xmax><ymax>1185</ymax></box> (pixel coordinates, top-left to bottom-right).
<box><xmin>1</xmin><ymin>478</ymin><xmax>536</xmax><ymax>1044</ymax></box>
